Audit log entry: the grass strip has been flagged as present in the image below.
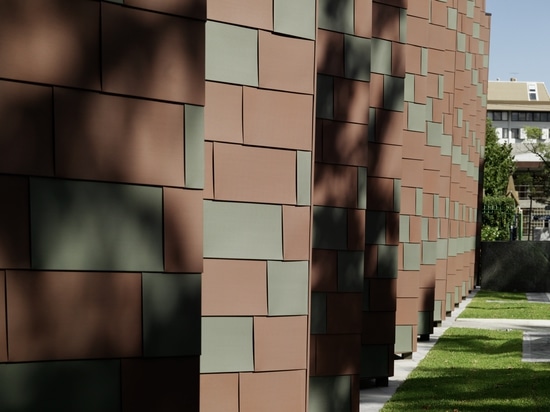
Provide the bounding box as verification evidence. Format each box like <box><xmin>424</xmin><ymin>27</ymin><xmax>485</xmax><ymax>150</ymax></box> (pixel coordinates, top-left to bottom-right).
<box><xmin>459</xmin><ymin>290</ymin><xmax>550</xmax><ymax>320</ymax></box>
<box><xmin>381</xmin><ymin>328</ymin><xmax>550</xmax><ymax>412</ymax></box>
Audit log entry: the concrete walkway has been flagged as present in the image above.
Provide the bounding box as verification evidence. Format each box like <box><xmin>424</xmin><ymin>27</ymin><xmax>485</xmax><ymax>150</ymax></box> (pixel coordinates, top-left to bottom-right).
<box><xmin>359</xmin><ymin>289</ymin><xmax>550</xmax><ymax>412</ymax></box>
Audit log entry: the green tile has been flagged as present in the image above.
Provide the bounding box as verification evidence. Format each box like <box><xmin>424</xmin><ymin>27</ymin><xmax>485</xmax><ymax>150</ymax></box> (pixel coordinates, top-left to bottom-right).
<box><xmin>415</xmin><ymin>188</ymin><xmax>423</xmax><ymax>216</ymax></box>
<box><xmin>361</xmin><ymin>345</ymin><xmax>390</xmax><ymax>378</ymax></box>
<box><xmin>384</xmin><ymin>75</ymin><xmax>405</xmax><ymax>112</ymax></box>
<box><xmin>438</xmin><ymin>75</ymin><xmax>444</xmax><ymax>99</ymax></box>
<box><xmin>316</xmin><ymin>75</ymin><xmax>334</xmax><ymax>120</ymax></box>
<box><xmin>457</xmin><ymin>108</ymin><xmax>463</xmax><ymax>127</ymax></box>
<box><xmin>421</xmin><ymin>218</ymin><xmax>428</xmax><ymax>241</ymax></box>
<box><xmin>434</xmin><ymin>300</ymin><xmax>443</xmax><ymax>321</ymax></box>
<box><xmin>274</xmin><ymin>0</ymin><xmax>316</xmax><ymax>40</ymax></box>
<box><xmin>201</xmin><ymin>317</ymin><xmax>254</xmax><ymax>373</ymax></box>
<box><xmin>404</xmin><ymin>73</ymin><xmax>415</xmax><ymax>102</ymax></box>
<box><xmin>479</xmin><ymin>40</ymin><xmax>485</xmax><ymax>54</ymax></box>
<box><xmin>366</xmin><ymin>211</ymin><xmax>386</xmax><ymax>245</ymax></box>
<box><xmin>448</xmin><ymin>238</ymin><xmax>458</xmax><ymax>257</ymax></box>
<box><xmin>465</xmin><ymin>52</ymin><xmax>472</xmax><ymax>70</ymax></box>
<box><xmin>461</xmin><ymin>153</ymin><xmax>468</xmax><ymax>172</ymax></box>
<box><xmin>394</xmin><ymin>179</ymin><xmax>401</xmax><ymax>213</ymax></box>
<box><xmin>454</xmin><ymin>201</ymin><xmax>460</xmax><ymax>220</ymax></box>
<box><xmin>447</xmin><ymin>8</ymin><xmax>457</xmax><ymax>30</ymax></box>
<box><xmin>30</xmin><ymin>178</ymin><xmax>163</xmax><ymax>272</ymax></box>
<box><xmin>358</xmin><ymin>167</ymin><xmax>367</xmax><ymax>210</ymax></box>
<box><xmin>368</xmin><ymin>107</ymin><xmax>376</xmax><ymax>142</ymax></box>
<box><xmin>311</xmin><ymin>293</ymin><xmax>327</xmax><ymax>334</ymax></box>
<box><xmin>433</xmin><ymin>194</ymin><xmax>439</xmax><ymax>218</ymax></box>
<box><xmin>206</xmin><ymin>21</ymin><xmax>258</xmax><ymax>86</ymax></box>
<box><xmin>452</xmin><ymin>146</ymin><xmax>462</xmax><ymax>165</ymax></box>
<box><xmin>318</xmin><ymin>0</ymin><xmax>354</xmax><ymax>34</ymax></box>
<box><xmin>408</xmin><ymin>102</ymin><xmax>426</xmax><ymax>132</ymax></box>
<box><xmin>143</xmin><ymin>273</ymin><xmax>201</xmax><ymax>357</ymax></box>
<box><xmin>437</xmin><ymin>239</ymin><xmax>448</xmax><ymax>259</ymax></box>
<box><xmin>403</xmin><ymin>243</ymin><xmax>420</xmax><ymax>271</ymax></box>
<box><xmin>467</xmin><ymin>0</ymin><xmax>475</xmax><ymax>17</ymax></box>
<box><xmin>344</xmin><ymin>35</ymin><xmax>371</xmax><ymax>81</ymax></box>
<box><xmin>418</xmin><ymin>311</ymin><xmax>433</xmax><ymax>335</ymax></box>
<box><xmin>427</xmin><ymin>122</ymin><xmax>442</xmax><ymax>147</ymax></box>
<box><xmin>446</xmin><ymin>292</ymin><xmax>453</xmax><ymax>312</ymax></box>
<box><xmin>425</xmin><ymin>98</ymin><xmax>433</xmax><ymax>121</ymax></box>
<box><xmin>422</xmin><ymin>241</ymin><xmax>437</xmax><ymax>265</ymax></box>
<box><xmin>483</xmin><ymin>54</ymin><xmax>489</xmax><ymax>68</ymax></box>
<box><xmin>457</xmin><ymin>32</ymin><xmax>466</xmax><ymax>52</ymax></box>
<box><xmin>313</xmin><ymin>206</ymin><xmax>347</xmax><ymax>250</ymax></box>
<box><xmin>400</xmin><ymin>8</ymin><xmax>407</xmax><ymax>43</ymax></box>
<box><xmin>0</xmin><ymin>360</ymin><xmax>120</xmax><ymax>412</ymax></box>
<box><xmin>455</xmin><ymin>286</ymin><xmax>461</xmax><ymax>304</ymax></box>
<box><xmin>185</xmin><ymin>105</ymin><xmax>204</xmax><ymax>189</ymax></box>
<box><xmin>204</xmin><ymin>200</ymin><xmax>283</xmax><ymax>260</ymax></box>
<box><xmin>338</xmin><ymin>251</ymin><xmax>364</xmax><ymax>292</ymax></box>
<box><xmin>473</xmin><ymin>22</ymin><xmax>480</xmax><ymax>39</ymax></box>
<box><xmin>268</xmin><ymin>261</ymin><xmax>309</xmax><ymax>316</ymax></box>
<box><xmin>399</xmin><ymin>215</ymin><xmax>410</xmax><ymax>243</ymax></box>
<box><xmin>445</xmin><ymin>197</ymin><xmax>450</xmax><ymax>218</ymax></box>
<box><xmin>421</xmin><ymin>48</ymin><xmax>428</xmax><ymax>76</ymax></box>
<box><xmin>377</xmin><ymin>245</ymin><xmax>398</xmax><ymax>278</ymax></box>
<box><xmin>371</xmin><ymin>38</ymin><xmax>392</xmax><ymax>75</ymax></box>
<box><xmin>441</xmin><ymin>134</ymin><xmax>452</xmax><ymax>156</ymax></box>
<box><xmin>309</xmin><ymin>376</ymin><xmax>351</xmax><ymax>412</ymax></box>
<box><xmin>395</xmin><ymin>325</ymin><xmax>413</xmax><ymax>353</ymax></box>
<box><xmin>472</xmin><ymin>69</ymin><xmax>478</xmax><ymax>86</ymax></box>
<box><xmin>297</xmin><ymin>151</ymin><xmax>312</xmax><ymax>206</ymax></box>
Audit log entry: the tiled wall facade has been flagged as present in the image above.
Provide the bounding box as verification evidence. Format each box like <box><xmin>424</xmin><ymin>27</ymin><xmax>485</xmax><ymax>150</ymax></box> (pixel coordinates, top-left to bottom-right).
<box><xmin>0</xmin><ymin>0</ymin><xmax>488</xmax><ymax>411</ymax></box>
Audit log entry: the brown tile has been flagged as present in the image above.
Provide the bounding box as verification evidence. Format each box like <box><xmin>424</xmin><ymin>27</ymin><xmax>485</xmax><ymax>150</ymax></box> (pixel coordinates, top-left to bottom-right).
<box><xmin>414</xmin><ymin>75</ymin><xmax>427</xmax><ymax>103</ymax></box>
<box><xmin>309</xmin><ymin>335</ymin><xmax>317</xmax><ymax>375</ymax></box>
<box><xmin>348</xmin><ymin>209</ymin><xmax>366</xmax><ymax>251</ymax></box>
<box><xmin>207</xmin><ymin>0</ymin><xmax>271</xmax><ymax>29</ymax></box>
<box><xmin>317</xmin><ymin>29</ymin><xmax>344</xmax><ymax>77</ymax></box>
<box><xmin>386</xmin><ymin>212</ymin><xmax>399</xmax><ymax>246</ymax></box>
<box><xmin>367</xmin><ymin>177</ymin><xmax>395</xmax><ymax>211</ymax></box>
<box><xmin>202</xmin><ymin>259</ymin><xmax>267</xmax><ymax>316</ymax></box>
<box><xmin>406</xmin><ymin>15</ymin><xmax>429</xmax><ymax>47</ymax></box>
<box><xmin>254</xmin><ymin>316</ymin><xmax>308</xmax><ymax>371</ymax></box>
<box><xmin>392</xmin><ymin>42</ymin><xmax>406</xmax><ymax>77</ymax></box>
<box><xmin>200</xmin><ymin>373</ymin><xmax>239</xmax><ymax>412</ymax></box>
<box><xmin>400</xmin><ymin>187</ymin><xmax>416</xmax><ymax>215</ymax></box>
<box><xmin>355</xmin><ymin>0</ymin><xmax>373</xmax><ymax>38</ymax></box>
<box><xmin>315</xmin><ymin>334</ymin><xmax>361</xmax><ymax>375</ymax></box>
<box><xmin>362</xmin><ymin>311</ymin><xmax>395</xmax><ymax>344</ymax></box>
<box><xmin>311</xmin><ymin>249</ymin><xmax>338</xmax><ymax>292</ymax></box>
<box><xmin>259</xmin><ymin>31</ymin><xmax>314</xmax><ymax>94</ymax></box>
<box><xmin>364</xmin><ymin>245</ymin><xmax>378</xmax><ymax>278</ymax></box>
<box><xmin>397</xmin><ymin>271</ymin><xmax>419</xmax><ymax>298</ymax></box>
<box><xmin>326</xmin><ymin>293</ymin><xmax>362</xmax><ymax>334</ymax></box>
<box><xmin>122</xmin><ymin>357</ymin><xmax>199</xmax><ymax>412</ymax></box>
<box><xmin>240</xmin><ymin>370</ymin><xmax>306</xmax><ymax>412</ymax></box>
<box><xmin>395</xmin><ymin>297</ymin><xmax>418</xmax><ymax>324</ymax></box>
<box><xmin>372</xmin><ymin>2</ymin><xmax>401</xmax><ymax>41</ymax></box>
<box><xmin>0</xmin><ymin>271</ymin><xmax>6</xmax><ymax>362</ymax></box>
<box><xmin>0</xmin><ymin>0</ymin><xmax>100</xmax><ymax>89</ymax></box>
<box><xmin>423</xmin><ymin>169</ymin><xmax>440</xmax><ymax>194</ymax></box>
<box><xmin>126</xmin><ymin>0</ymin><xmax>206</xmax><ymax>20</ymax></box>
<box><xmin>409</xmin><ymin>216</ymin><xmax>422</xmax><ymax>243</ymax></box>
<box><xmin>0</xmin><ymin>176</ymin><xmax>30</xmax><ymax>269</ymax></box>
<box><xmin>430</xmin><ymin>0</ymin><xmax>448</xmax><ymax>28</ymax></box>
<box><xmin>405</xmin><ymin>45</ymin><xmax>421</xmax><ymax>75</ymax></box>
<box><xmin>205</xmin><ymin>82</ymin><xmax>242</xmax><ymax>143</ymax></box>
<box><xmin>313</xmin><ymin>163</ymin><xmax>358</xmax><ymax>208</ymax></box>
<box><xmin>164</xmin><ymin>188</ymin><xmax>203</xmax><ymax>273</ymax></box>
<box><xmin>214</xmin><ymin>142</ymin><xmax>296</xmax><ymax>204</ymax></box>
<box><xmin>402</xmin><ymin>159</ymin><xmax>423</xmax><ymax>188</ymax></box>
<box><xmin>407</xmin><ymin>0</ymin><xmax>429</xmax><ymax>18</ymax></box>
<box><xmin>369</xmin><ymin>279</ymin><xmax>397</xmax><ymax>311</ymax></box>
<box><xmin>369</xmin><ymin>73</ymin><xmax>384</xmax><ymax>109</ymax></box>
<box><xmin>102</xmin><ymin>3</ymin><xmax>204</xmax><ymax>104</ymax></box>
<box><xmin>422</xmin><ymin>193</ymin><xmax>434</xmax><ymax>217</ymax></box>
<box><xmin>368</xmin><ymin>143</ymin><xmax>402</xmax><ymax>179</ymax></box>
<box><xmin>402</xmin><ymin>130</ymin><xmax>425</xmax><ymax>160</ymax></box>
<box><xmin>334</xmin><ymin>78</ymin><xmax>370</xmax><ymax>124</ymax></box>
<box><xmin>321</xmin><ymin>120</ymin><xmax>368</xmax><ymax>167</ymax></box>
<box><xmin>54</xmin><ymin>88</ymin><xmax>184</xmax><ymax>186</ymax></box>
<box><xmin>6</xmin><ymin>270</ymin><xmax>142</xmax><ymax>362</ymax></box>
<box><xmin>0</xmin><ymin>80</ymin><xmax>54</xmax><ymax>176</ymax></box>
<box><xmin>374</xmin><ymin>109</ymin><xmax>403</xmax><ymax>145</ymax></box>
<box><xmin>283</xmin><ymin>206</ymin><xmax>311</xmax><ymax>261</ymax></box>
<box><xmin>243</xmin><ymin>87</ymin><xmax>313</xmax><ymax>151</ymax></box>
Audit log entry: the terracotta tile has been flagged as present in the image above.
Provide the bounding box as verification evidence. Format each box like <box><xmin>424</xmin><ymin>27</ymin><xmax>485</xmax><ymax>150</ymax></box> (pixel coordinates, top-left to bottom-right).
<box><xmin>395</xmin><ymin>297</ymin><xmax>418</xmax><ymax>324</ymax></box>
<box><xmin>402</xmin><ymin>159</ymin><xmax>424</xmax><ymax>189</ymax></box>
<box><xmin>214</xmin><ymin>142</ymin><xmax>296</xmax><ymax>204</ymax></box>
<box><xmin>409</xmin><ymin>216</ymin><xmax>422</xmax><ymax>243</ymax></box>
<box><xmin>392</xmin><ymin>42</ymin><xmax>406</xmax><ymax>77</ymax></box>
<box><xmin>369</xmin><ymin>73</ymin><xmax>385</xmax><ymax>109</ymax></box>
<box><xmin>240</xmin><ymin>370</ymin><xmax>306</xmax><ymax>412</ymax></box>
<box><xmin>0</xmin><ymin>81</ymin><xmax>53</xmax><ymax>176</ymax></box>
<box><xmin>405</xmin><ymin>45</ymin><xmax>421</xmax><ymax>75</ymax></box>
<box><xmin>310</xmin><ymin>335</ymin><xmax>317</xmax><ymax>375</ymax></box>
<box><xmin>283</xmin><ymin>206</ymin><xmax>311</xmax><ymax>261</ymax></box>
<box><xmin>311</xmin><ymin>249</ymin><xmax>338</xmax><ymax>292</ymax></box>
<box><xmin>424</xmin><ymin>169</ymin><xmax>440</xmax><ymax>194</ymax></box>
<box><xmin>254</xmin><ymin>316</ymin><xmax>308</xmax><ymax>371</ymax></box>
<box><xmin>315</xmin><ymin>334</ymin><xmax>361</xmax><ymax>375</ymax></box>
<box><xmin>102</xmin><ymin>3</ymin><xmax>204</xmax><ymax>104</ymax></box>
<box><xmin>419</xmin><ymin>264</ymin><xmax>436</xmax><ymax>289</ymax></box>
<box><xmin>334</xmin><ymin>78</ymin><xmax>370</xmax><ymax>124</ymax></box>
<box><xmin>243</xmin><ymin>87</ymin><xmax>313</xmax><ymax>151</ymax></box>
<box><xmin>207</xmin><ymin>0</ymin><xmax>271</xmax><ymax>29</ymax></box>
<box><xmin>406</xmin><ymin>15</ymin><xmax>429</xmax><ymax>47</ymax></box>
<box><xmin>126</xmin><ymin>0</ymin><xmax>205</xmax><ymax>20</ymax></box>
<box><xmin>374</xmin><ymin>109</ymin><xmax>403</xmax><ymax>145</ymax></box>
<box><xmin>313</xmin><ymin>163</ymin><xmax>358</xmax><ymax>208</ymax></box>
<box><xmin>321</xmin><ymin>120</ymin><xmax>368</xmax><ymax>167</ymax></box>
<box><xmin>348</xmin><ymin>209</ymin><xmax>366</xmax><ymax>251</ymax></box>
<box><xmin>7</xmin><ymin>270</ymin><xmax>142</xmax><ymax>362</ymax></box>
<box><xmin>372</xmin><ymin>2</ymin><xmax>401</xmax><ymax>42</ymax></box>
<box><xmin>54</xmin><ymin>88</ymin><xmax>184</xmax><ymax>186</ymax></box>
<box><xmin>200</xmin><ymin>373</ymin><xmax>239</xmax><ymax>412</ymax></box>
<box><xmin>0</xmin><ymin>0</ymin><xmax>100</xmax><ymax>89</ymax></box>
<box><xmin>400</xmin><ymin>187</ymin><xmax>416</xmax><ymax>215</ymax></box>
<box><xmin>205</xmin><ymin>82</ymin><xmax>242</xmax><ymax>143</ymax></box>
<box><xmin>367</xmin><ymin>177</ymin><xmax>394</xmax><ymax>211</ymax></box>
<box><xmin>355</xmin><ymin>0</ymin><xmax>373</xmax><ymax>38</ymax></box>
<box><xmin>397</xmin><ymin>271</ymin><xmax>419</xmax><ymax>298</ymax></box>
<box><xmin>0</xmin><ymin>176</ymin><xmax>30</xmax><ymax>269</ymax></box>
<box><xmin>407</xmin><ymin>0</ymin><xmax>429</xmax><ymax>18</ymax></box>
<box><xmin>364</xmin><ymin>245</ymin><xmax>378</xmax><ymax>278</ymax></box>
<box><xmin>386</xmin><ymin>212</ymin><xmax>400</xmax><ymax>246</ymax></box>
<box><xmin>259</xmin><ymin>31</ymin><xmax>314</xmax><ymax>94</ymax></box>
<box><xmin>423</xmin><ymin>193</ymin><xmax>434</xmax><ymax>217</ymax></box>
<box><xmin>414</xmin><ymin>74</ymin><xmax>427</xmax><ymax>104</ymax></box>
<box><xmin>362</xmin><ymin>311</ymin><xmax>395</xmax><ymax>344</ymax></box>
<box><xmin>431</xmin><ymin>0</ymin><xmax>448</xmax><ymax>27</ymax></box>
<box><xmin>326</xmin><ymin>293</ymin><xmax>362</xmax><ymax>334</ymax></box>
<box><xmin>122</xmin><ymin>357</ymin><xmax>199</xmax><ymax>412</ymax></box>
<box><xmin>164</xmin><ymin>188</ymin><xmax>203</xmax><ymax>273</ymax></box>
<box><xmin>429</xmin><ymin>218</ymin><xmax>439</xmax><ymax>241</ymax></box>
<box><xmin>0</xmin><ymin>271</ymin><xmax>5</xmax><ymax>362</ymax></box>
<box><xmin>402</xmin><ymin>130</ymin><xmax>425</xmax><ymax>160</ymax></box>
<box><xmin>317</xmin><ymin>29</ymin><xmax>344</xmax><ymax>77</ymax></box>
<box><xmin>368</xmin><ymin>143</ymin><xmax>402</xmax><ymax>179</ymax></box>
<box><xmin>369</xmin><ymin>278</ymin><xmax>397</xmax><ymax>311</ymax></box>
<box><xmin>204</xmin><ymin>141</ymin><xmax>214</xmax><ymax>199</ymax></box>
<box><xmin>429</xmin><ymin>24</ymin><xmax>447</xmax><ymax>52</ymax></box>
<box><xmin>202</xmin><ymin>259</ymin><xmax>267</xmax><ymax>316</ymax></box>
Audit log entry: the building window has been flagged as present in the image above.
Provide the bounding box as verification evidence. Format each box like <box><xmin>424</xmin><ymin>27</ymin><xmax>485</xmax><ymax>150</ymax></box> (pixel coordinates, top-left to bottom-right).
<box><xmin>502</xmin><ymin>128</ymin><xmax>509</xmax><ymax>139</ymax></box>
<box><xmin>528</xmin><ymin>83</ymin><xmax>538</xmax><ymax>101</ymax></box>
<box><xmin>542</xmin><ymin>113</ymin><xmax>549</xmax><ymax>122</ymax></box>
<box><xmin>511</xmin><ymin>128</ymin><xmax>520</xmax><ymax>139</ymax></box>
<box><xmin>511</xmin><ymin>111</ymin><xmax>519</xmax><ymax>121</ymax></box>
<box><xmin>518</xmin><ymin>112</ymin><xmax>526</xmax><ymax>121</ymax></box>
<box><xmin>526</xmin><ymin>112</ymin><xmax>534</xmax><ymax>121</ymax></box>
<box><xmin>493</xmin><ymin>111</ymin><xmax>502</xmax><ymax>121</ymax></box>
<box><xmin>487</xmin><ymin>111</ymin><xmax>493</xmax><ymax>120</ymax></box>
<box><xmin>502</xmin><ymin>111</ymin><xmax>509</xmax><ymax>121</ymax></box>
<box><xmin>534</xmin><ymin>112</ymin><xmax>541</xmax><ymax>121</ymax></box>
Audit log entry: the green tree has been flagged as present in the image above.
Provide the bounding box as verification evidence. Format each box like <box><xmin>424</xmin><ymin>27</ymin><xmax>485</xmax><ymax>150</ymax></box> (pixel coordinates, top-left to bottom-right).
<box><xmin>483</xmin><ymin>119</ymin><xmax>514</xmax><ymax>196</ymax></box>
<box><xmin>522</xmin><ymin>126</ymin><xmax>550</xmax><ymax>201</ymax></box>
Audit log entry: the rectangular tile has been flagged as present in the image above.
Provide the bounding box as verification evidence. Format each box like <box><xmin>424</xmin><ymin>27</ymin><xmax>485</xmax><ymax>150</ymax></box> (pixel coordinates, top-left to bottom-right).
<box><xmin>185</xmin><ymin>105</ymin><xmax>205</xmax><ymax>189</ymax></box>
<box><xmin>200</xmin><ymin>373</ymin><xmax>239</xmax><ymax>412</ymax></box>
<box><xmin>297</xmin><ymin>151</ymin><xmax>313</xmax><ymax>206</ymax></box>
<box><xmin>283</xmin><ymin>206</ymin><xmax>311</xmax><ymax>261</ymax></box>
<box><xmin>268</xmin><ymin>261</ymin><xmax>309</xmax><ymax>316</ymax></box>
<box><xmin>207</xmin><ymin>0</ymin><xmax>271</xmax><ymax>29</ymax></box>
<box><xmin>125</xmin><ymin>0</ymin><xmax>206</xmax><ymax>19</ymax></box>
<box><xmin>318</xmin><ymin>0</ymin><xmax>354</xmax><ymax>34</ymax></box>
<box><xmin>344</xmin><ymin>35</ymin><xmax>371</xmax><ymax>81</ymax></box>
<box><xmin>274</xmin><ymin>0</ymin><xmax>316</xmax><ymax>40</ymax></box>
<box><xmin>338</xmin><ymin>251</ymin><xmax>364</xmax><ymax>292</ymax></box>
<box><xmin>309</xmin><ymin>376</ymin><xmax>351</xmax><ymax>412</ymax></box>
<box><xmin>312</xmin><ymin>206</ymin><xmax>348</xmax><ymax>250</ymax></box>
<box><xmin>204</xmin><ymin>82</ymin><xmax>243</xmax><ymax>143</ymax></box>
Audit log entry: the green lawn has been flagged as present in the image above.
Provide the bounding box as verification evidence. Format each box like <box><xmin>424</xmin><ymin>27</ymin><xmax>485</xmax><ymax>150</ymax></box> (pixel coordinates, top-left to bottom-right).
<box><xmin>381</xmin><ymin>328</ymin><xmax>550</xmax><ymax>412</ymax></box>
<box><xmin>459</xmin><ymin>290</ymin><xmax>550</xmax><ymax>320</ymax></box>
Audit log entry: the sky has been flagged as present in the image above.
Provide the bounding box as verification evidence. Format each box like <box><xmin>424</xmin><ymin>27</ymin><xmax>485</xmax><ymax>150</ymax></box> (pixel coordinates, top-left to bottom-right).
<box><xmin>486</xmin><ymin>0</ymin><xmax>550</xmax><ymax>87</ymax></box>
